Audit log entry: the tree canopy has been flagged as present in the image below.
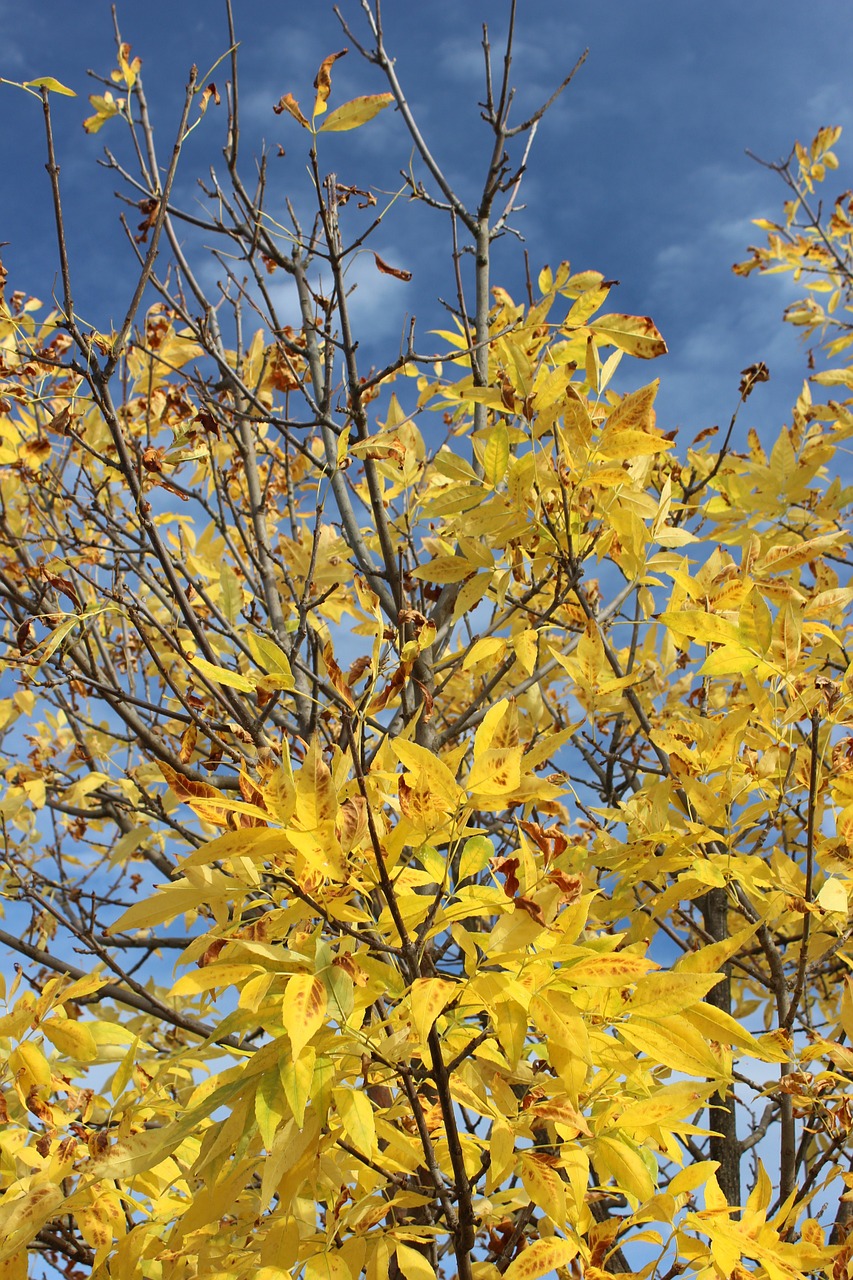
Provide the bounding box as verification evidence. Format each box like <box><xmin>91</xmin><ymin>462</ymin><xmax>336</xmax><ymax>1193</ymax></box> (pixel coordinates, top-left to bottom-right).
<box><xmin>0</xmin><ymin>8</ymin><xmax>852</xmax><ymax>1280</ymax></box>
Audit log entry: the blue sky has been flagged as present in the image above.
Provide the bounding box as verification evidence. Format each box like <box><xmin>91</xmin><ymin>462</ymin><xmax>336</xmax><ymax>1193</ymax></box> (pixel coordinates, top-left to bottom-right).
<box><xmin>2</xmin><ymin>1</ymin><xmax>853</xmax><ymax>447</ymax></box>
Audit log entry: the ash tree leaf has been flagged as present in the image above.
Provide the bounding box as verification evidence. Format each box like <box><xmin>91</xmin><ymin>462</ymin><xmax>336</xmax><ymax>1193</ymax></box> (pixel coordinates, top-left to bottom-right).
<box><xmin>273</xmin><ymin>92</ymin><xmax>309</xmax><ymax>127</ymax></box>
<box><xmin>409</xmin><ymin>977</ymin><xmax>456</xmax><ymax>1045</ymax></box>
<box><xmin>394</xmin><ymin>1243</ymin><xmax>437</xmax><ymax>1280</ymax></box>
<box><xmin>23</xmin><ymin>76</ymin><xmax>76</xmax><ymax>96</ymax></box>
<box><xmin>502</xmin><ymin>1236</ymin><xmax>578</xmax><ymax>1280</ymax></box>
<box><xmin>312</xmin><ymin>49</ymin><xmax>347</xmax><ymax>118</ymax></box>
<box><xmin>283</xmin><ymin>974</ymin><xmax>327</xmax><ymax>1058</ymax></box>
<box><xmin>588</xmin><ymin>312</ymin><xmax>667</xmax><ymax>358</ymax></box>
<box><xmin>319</xmin><ymin>93</ymin><xmax>394</xmax><ymax>132</ymax></box>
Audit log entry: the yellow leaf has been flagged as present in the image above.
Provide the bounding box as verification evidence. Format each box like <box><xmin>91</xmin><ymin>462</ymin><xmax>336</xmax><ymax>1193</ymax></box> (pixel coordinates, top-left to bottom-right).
<box><xmin>0</xmin><ymin>1250</ymin><xmax>27</xmax><ymax>1280</ymax></box>
<box><xmin>619</xmin><ymin>1014</ymin><xmax>725</xmax><ymax>1077</ymax></box>
<box><xmin>76</xmin><ymin>1190</ymin><xmax>124</xmax><ymax>1262</ymax></box>
<box><xmin>392</xmin><ymin>738</ymin><xmax>464</xmax><ymax>810</ymax></box>
<box><xmin>658</xmin><ymin>610</ymin><xmax>741</xmax><ymax>647</ymax></box>
<box><xmin>0</xmin><ymin>1185</ymin><xmax>65</xmax><ymax>1263</ymax></box>
<box><xmin>463</xmin><ymin>636</ymin><xmax>507</xmax><ymax>671</ymax></box>
<box><xmin>511</xmin><ymin>628</ymin><xmax>539</xmax><ymax>676</ymax></box>
<box><xmin>170</xmin><ymin>962</ymin><xmax>262</xmax><ymax>996</ymax></box>
<box><xmin>110</xmin><ymin>1035</ymin><xmax>140</xmax><ymax>1100</ymax></box>
<box><xmin>676</xmin><ymin>925</ymin><xmax>759</xmax><ymax>975</ymax></box>
<box><xmin>467</xmin><ymin>746</ymin><xmax>523</xmax><ymax>798</ymax></box>
<box><xmin>452</xmin><ymin>571</ymin><xmax>493</xmax><ymax>622</ymax></box>
<box><xmin>190</xmin><ymin>654</ymin><xmax>255</xmax><ymax>691</ymax></box>
<box><xmin>177</xmin><ymin>826</ymin><xmax>283</xmax><ymax>870</ymax></box>
<box><xmin>320</xmin><ymin>93</ymin><xmax>394</xmax><ymax>132</ymax></box>
<box><xmin>755</xmin><ymin>1028</ymin><xmax>793</xmax><ymax>1063</ymax></box>
<box><xmin>502</xmin><ymin>1236</ymin><xmax>578</xmax><ymax>1280</ymax></box>
<box><xmin>594</xmin><ymin>1135</ymin><xmax>655</xmax><ymax>1202</ymax></box>
<box><xmin>625</xmin><ymin>971</ymin><xmax>723</xmax><ymax>1018</ymax></box>
<box><xmin>474</xmin><ymin>697</ymin><xmax>519</xmax><ymax>753</ymax></box>
<box><xmin>530</xmin><ymin>992</ymin><xmax>591</xmax><ymax>1063</ymax></box>
<box><xmin>483</xmin><ymin>423</ymin><xmax>510</xmax><ymax>486</ymax></box>
<box><xmin>598</xmin><ymin>428</ymin><xmax>670</xmax><ymax>459</ymax></box>
<box><xmin>108</xmin><ymin>871</ymin><xmax>232</xmax><ymax>932</ymax></box>
<box><xmin>759</xmin><ymin>533</ymin><xmax>843</xmax><ymax>574</ymax></box>
<box><xmin>41</xmin><ymin>1016</ymin><xmax>98</xmax><ymax>1061</ymax></box>
<box><xmin>458</xmin><ymin>834</ymin><xmax>494</xmax><ymax>880</ymax></box>
<box><xmin>521</xmin><ymin>1151</ymin><xmax>567</xmax><ymax>1225</ymax></box>
<box><xmin>575</xmin><ymin>619</ymin><xmax>605</xmax><ymax>688</ymax></box>
<box><xmin>527</xmin><ymin>1096</ymin><xmax>591</xmax><ymax>1137</ymax></box>
<box><xmin>669</xmin><ymin>1161</ymin><xmax>719</xmax><ymax>1197</ymax></box>
<box><xmin>394</xmin><ymin>1244</ymin><xmax>437</xmax><ymax>1280</ymax></box>
<box><xmin>410</xmin><ymin>977</ymin><xmax>456</xmax><ymax>1045</ymax></box>
<box><xmin>617</xmin><ymin>1082</ymin><xmax>713</xmax><ymax>1132</ymax></box>
<box><xmin>565</xmin><ymin>952</ymin><xmax>656</xmax><ymax>987</ymax></box>
<box><xmin>283</xmin><ymin>973</ymin><xmax>327</xmax><ymax>1058</ymax></box>
<box><xmin>281</xmin><ymin>1047</ymin><xmax>315</xmax><ymax>1127</ymax></box>
<box><xmin>683</xmin><ymin>1003</ymin><xmax>786</xmax><ymax>1061</ymax></box>
<box><xmin>805</xmin><ymin>585</ymin><xmax>853</xmax><ymax>616</ymax></box>
<box><xmin>256</xmin><ymin>1069</ymin><xmax>288</xmax><ymax>1149</ymax></box>
<box><xmin>113</xmin><ymin>42</ymin><xmax>141</xmax><ymax>89</ymax></box>
<box><xmin>295</xmin><ymin>738</ymin><xmax>338</xmax><ymax>831</ymax></box>
<box><xmin>698</xmin><ymin>645</ymin><xmax>761</xmax><ymax>677</ymax></box>
<box><xmin>24</xmin><ymin>76</ymin><xmax>76</xmax><ymax>96</ymax></box>
<box><xmin>81</xmin><ymin>1125</ymin><xmax>183</xmax><ymax>1180</ymax></box>
<box><xmin>11</xmin><ymin>1041</ymin><xmax>52</xmax><ymax>1090</ymax></box>
<box><xmin>487</xmin><ymin>1116</ymin><xmax>516</xmax><ymax>1190</ymax></box>
<box><xmin>817</xmin><ymin>876</ymin><xmax>848</xmax><ymax>913</ymax></box>
<box><xmin>335</xmin><ymin>1087</ymin><xmax>376</xmax><ymax>1155</ymax></box>
<box><xmin>305</xmin><ymin>1251</ymin><xmax>352</xmax><ymax>1280</ymax></box>
<box><xmin>588</xmin><ymin>313</ymin><xmax>667</xmax><ymax>358</ymax></box>
<box><xmin>654</xmin><ymin>526</ymin><xmax>699</xmax><ymax>547</ymax></box>
<box><xmin>412</xmin><ymin>554</ymin><xmax>477</xmax><ymax>584</ymax></box>
<box><xmin>246</xmin><ymin>631</ymin><xmax>294</xmax><ymax>685</ymax></box>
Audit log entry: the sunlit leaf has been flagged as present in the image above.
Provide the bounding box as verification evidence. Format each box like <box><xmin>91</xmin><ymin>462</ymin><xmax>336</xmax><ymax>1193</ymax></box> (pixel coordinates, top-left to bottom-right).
<box><xmin>319</xmin><ymin>93</ymin><xmax>394</xmax><ymax>132</ymax></box>
<box><xmin>23</xmin><ymin>76</ymin><xmax>76</xmax><ymax>96</ymax></box>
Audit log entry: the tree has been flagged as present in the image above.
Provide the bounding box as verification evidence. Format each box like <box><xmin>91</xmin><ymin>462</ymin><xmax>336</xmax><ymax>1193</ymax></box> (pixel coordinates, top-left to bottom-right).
<box><xmin>0</xmin><ymin>6</ymin><xmax>851</xmax><ymax>1279</ymax></box>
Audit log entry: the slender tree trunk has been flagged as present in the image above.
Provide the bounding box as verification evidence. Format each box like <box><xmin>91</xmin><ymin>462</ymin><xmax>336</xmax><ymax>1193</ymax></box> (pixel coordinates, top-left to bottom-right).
<box><xmin>702</xmin><ymin>886</ymin><xmax>741</xmax><ymax>1210</ymax></box>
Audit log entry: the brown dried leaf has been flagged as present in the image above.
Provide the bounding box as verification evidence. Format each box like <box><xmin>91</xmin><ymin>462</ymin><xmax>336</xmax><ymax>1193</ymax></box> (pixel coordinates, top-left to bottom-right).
<box><xmin>312</xmin><ymin>48</ymin><xmax>347</xmax><ymax>116</ymax></box>
<box><xmin>273</xmin><ymin>93</ymin><xmax>309</xmax><ymax>128</ymax></box>
<box><xmin>373</xmin><ymin>252</ymin><xmax>412</xmax><ymax>282</ymax></box>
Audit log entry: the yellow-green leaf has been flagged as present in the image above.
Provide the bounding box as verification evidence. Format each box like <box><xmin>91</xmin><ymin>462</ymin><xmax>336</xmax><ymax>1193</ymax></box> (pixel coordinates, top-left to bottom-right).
<box><xmin>190</xmin><ymin>654</ymin><xmax>255</xmax><ymax>691</ymax></box>
<box><xmin>458</xmin><ymin>835</ymin><xmax>493</xmax><ymax>880</ymax></box>
<box><xmin>334</xmin><ymin>1086</ymin><xmax>376</xmax><ymax>1155</ymax></box>
<box><xmin>280</xmin><ymin>1047</ymin><xmax>315</xmax><ymax>1127</ymax></box>
<box><xmin>246</xmin><ymin>631</ymin><xmax>294</xmax><ymax>684</ymax></box>
<box><xmin>24</xmin><ymin>76</ymin><xmax>76</xmax><ymax>96</ymax></box>
<box><xmin>319</xmin><ymin>93</ymin><xmax>394</xmax><ymax>132</ymax></box>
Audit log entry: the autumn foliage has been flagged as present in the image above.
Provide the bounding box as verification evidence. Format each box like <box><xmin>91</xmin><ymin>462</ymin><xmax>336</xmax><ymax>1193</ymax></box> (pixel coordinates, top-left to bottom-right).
<box><xmin>0</xmin><ymin>9</ymin><xmax>852</xmax><ymax>1280</ymax></box>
